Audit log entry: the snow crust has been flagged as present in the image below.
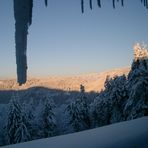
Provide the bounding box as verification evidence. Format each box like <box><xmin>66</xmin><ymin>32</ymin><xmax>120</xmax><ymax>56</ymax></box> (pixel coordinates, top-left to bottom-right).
<box><xmin>3</xmin><ymin>117</ymin><xmax>148</xmax><ymax>148</ymax></box>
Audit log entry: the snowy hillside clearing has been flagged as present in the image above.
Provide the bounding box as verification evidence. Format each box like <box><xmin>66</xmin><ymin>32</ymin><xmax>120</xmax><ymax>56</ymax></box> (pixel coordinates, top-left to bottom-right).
<box><xmin>3</xmin><ymin>117</ymin><xmax>148</xmax><ymax>148</ymax></box>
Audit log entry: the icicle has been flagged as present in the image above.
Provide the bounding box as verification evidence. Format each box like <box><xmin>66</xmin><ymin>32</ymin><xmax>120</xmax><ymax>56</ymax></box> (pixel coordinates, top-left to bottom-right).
<box><xmin>97</xmin><ymin>0</ymin><xmax>101</xmax><ymax>8</ymax></box>
<box><xmin>45</xmin><ymin>0</ymin><xmax>48</xmax><ymax>6</ymax></box>
<box><xmin>146</xmin><ymin>0</ymin><xmax>148</xmax><ymax>8</ymax></box>
<box><xmin>113</xmin><ymin>0</ymin><xmax>115</xmax><ymax>9</ymax></box>
<box><xmin>81</xmin><ymin>0</ymin><xmax>84</xmax><ymax>13</ymax></box>
<box><xmin>29</xmin><ymin>0</ymin><xmax>33</xmax><ymax>25</ymax></box>
<box><xmin>141</xmin><ymin>0</ymin><xmax>148</xmax><ymax>8</ymax></box>
<box><xmin>89</xmin><ymin>0</ymin><xmax>93</xmax><ymax>10</ymax></box>
<box><xmin>121</xmin><ymin>0</ymin><xmax>124</xmax><ymax>7</ymax></box>
<box><xmin>144</xmin><ymin>0</ymin><xmax>146</xmax><ymax>6</ymax></box>
<box><xmin>13</xmin><ymin>0</ymin><xmax>33</xmax><ymax>85</ymax></box>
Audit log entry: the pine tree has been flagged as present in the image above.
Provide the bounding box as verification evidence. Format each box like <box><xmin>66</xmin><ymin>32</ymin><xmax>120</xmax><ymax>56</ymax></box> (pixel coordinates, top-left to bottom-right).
<box><xmin>22</xmin><ymin>98</ymin><xmax>37</xmax><ymax>140</ymax></box>
<box><xmin>91</xmin><ymin>91</ymin><xmax>109</xmax><ymax>127</ymax></box>
<box><xmin>6</xmin><ymin>94</ymin><xmax>30</xmax><ymax>144</ymax></box>
<box><xmin>125</xmin><ymin>43</ymin><xmax>148</xmax><ymax>119</ymax></box>
<box><xmin>42</xmin><ymin>96</ymin><xmax>56</xmax><ymax>138</ymax></box>
<box><xmin>109</xmin><ymin>75</ymin><xmax>128</xmax><ymax>123</ymax></box>
<box><xmin>92</xmin><ymin>75</ymin><xmax>128</xmax><ymax>127</ymax></box>
<box><xmin>66</xmin><ymin>85</ymin><xmax>90</xmax><ymax>132</ymax></box>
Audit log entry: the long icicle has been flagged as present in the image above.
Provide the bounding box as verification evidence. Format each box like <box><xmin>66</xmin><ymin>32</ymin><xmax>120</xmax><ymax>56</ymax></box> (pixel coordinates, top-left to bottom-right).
<box><xmin>146</xmin><ymin>0</ymin><xmax>148</xmax><ymax>8</ymax></box>
<box><xmin>97</xmin><ymin>0</ymin><xmax>101</xmax><ymax>8</ymax></box>
<box><xmin>113</xmin><ymin>0</ymin><xmax>115</xmax><ymax>9</ymax></box>
<box><xmin>144</xmin><ymin>0</ymin><xmax>146</xmax><ymax>6</ymax></box>
<box><xmin>29</xmin><ymin>0</ymin><xmax>33</xmax><ymax>25</ymax></box>
<box><xmin>121</xmin><ymin>0</ymin><xmax>124</xmax><ymax>7</ymax></box>
<box><xmin>81</xmin><ymin>0</ymin><xmax>84</xmax><ymax>13</ymax></box>
<box><xmin>13</xmin><ymin>0</ymin><xmax>33</xmax><ymax>85</ymax></box>
<box><xmin>89</xmin><ymin>0</ymin><xmax>93</xmax><ymax>10</ymax></box>
<box><xmin>45</xmin><ymin>0</ymin><xmax>48</xmax><ymax>6</ymax></box>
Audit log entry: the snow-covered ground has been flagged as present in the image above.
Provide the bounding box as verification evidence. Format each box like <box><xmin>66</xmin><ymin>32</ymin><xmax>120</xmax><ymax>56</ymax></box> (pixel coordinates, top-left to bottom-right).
<box><xmin>3</xmin><ymin>117</ymin><xmax>148</xmax><ymax>148</ymax></box>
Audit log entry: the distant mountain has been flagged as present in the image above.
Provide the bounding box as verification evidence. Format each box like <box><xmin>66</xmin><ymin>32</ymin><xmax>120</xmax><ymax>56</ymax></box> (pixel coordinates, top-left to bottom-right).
<box><xmin>0</xmin><ymin>67</ymin><xmax>130</xmax><ymax>92</ymax></box>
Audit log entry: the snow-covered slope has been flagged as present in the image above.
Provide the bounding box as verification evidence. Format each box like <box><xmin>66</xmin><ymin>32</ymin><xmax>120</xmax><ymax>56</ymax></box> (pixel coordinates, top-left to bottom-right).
<box><xmin>3</xmin><ymin>117</ymin><xmax>148</xmax><ymax>148</ymax></box>
<box><xmin>0</xmin><ymin>67</ymin><xmax>129</xmax><ymax>92</ymax></box>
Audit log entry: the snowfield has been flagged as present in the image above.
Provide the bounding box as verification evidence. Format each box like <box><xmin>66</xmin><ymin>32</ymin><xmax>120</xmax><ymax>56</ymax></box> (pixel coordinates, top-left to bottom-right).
<box><xmin>3</xmin><ymin>117</ymin><xmax>148</xmax><ymax>148</ymax></box>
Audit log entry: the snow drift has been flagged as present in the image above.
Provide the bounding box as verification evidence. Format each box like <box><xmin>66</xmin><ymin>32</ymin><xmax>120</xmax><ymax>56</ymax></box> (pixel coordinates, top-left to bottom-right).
<box><xmin>3</xmin><ymin>117</ymin><xmax>148</xmax><ymax>148</ymax></box>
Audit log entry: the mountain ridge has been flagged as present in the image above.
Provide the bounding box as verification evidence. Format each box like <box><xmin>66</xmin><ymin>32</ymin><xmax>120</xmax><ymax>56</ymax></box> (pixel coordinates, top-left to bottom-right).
<box><xmin>0</xmin><ymin>67</ymin><xmax>130</xmax><ymax>92</ymax></box>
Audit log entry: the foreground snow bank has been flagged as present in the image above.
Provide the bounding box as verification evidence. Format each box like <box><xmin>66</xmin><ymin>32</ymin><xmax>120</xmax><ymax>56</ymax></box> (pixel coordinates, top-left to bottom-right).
<box><xmin>3</xmin><ymin>117</ymin><xmax>148</xmax><ymax>148</ymax></box>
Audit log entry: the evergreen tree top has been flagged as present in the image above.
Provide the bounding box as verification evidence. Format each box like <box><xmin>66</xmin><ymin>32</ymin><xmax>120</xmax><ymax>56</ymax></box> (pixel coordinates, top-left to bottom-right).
<box><xmin>133</xmin><ymin>43</ymin><xmax>148</xmax><ymax>61</ymax></box>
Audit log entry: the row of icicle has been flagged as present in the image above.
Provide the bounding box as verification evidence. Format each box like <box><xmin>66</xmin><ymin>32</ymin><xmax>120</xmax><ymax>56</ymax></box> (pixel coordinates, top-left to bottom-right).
<box><xmin>141</xmin><ymin>0</ymin><xmax>148</xmax><ymax>8</ymax></box>
<box><xmin>81</xmin><ymin>0</ymin><xmax>124</xmax><ymax>13</ymax></box>
<box><xmin>81</xmin><ymin>0</ymin><xmax>148</xmax><ymax>13</ymax></box>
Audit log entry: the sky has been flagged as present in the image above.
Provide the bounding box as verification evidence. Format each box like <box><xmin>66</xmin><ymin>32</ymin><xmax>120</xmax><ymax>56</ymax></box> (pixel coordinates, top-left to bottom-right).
<box><xmin>0</xmin><ymin>0</ymin><xmax>148</xmax><ymax>79</ymax></box>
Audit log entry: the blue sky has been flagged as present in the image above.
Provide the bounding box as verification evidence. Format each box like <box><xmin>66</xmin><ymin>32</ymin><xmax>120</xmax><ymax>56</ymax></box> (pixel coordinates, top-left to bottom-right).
<box><xmin>0</xmin><ymin>0</ymin><xmax>148</xmax><ymax>78</ymax></box>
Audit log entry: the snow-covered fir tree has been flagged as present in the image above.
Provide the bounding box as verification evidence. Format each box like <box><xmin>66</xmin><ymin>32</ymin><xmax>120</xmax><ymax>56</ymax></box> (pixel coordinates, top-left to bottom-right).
<box><xmin>91</xmin><ymin>74</ymin><xmax>128</xmax><ymax>127</ymax></box>
<box><xmin>91</xmin><ymin>91</ymin><xmax>110</xmax><ymax>127</ymax></box>
<box><xmin>80</xmin><ymin>84</ymin><xmax>85</xmax><ymax>93</ymax></box>
<box><xmin>22</xmin><ymin>98</ymin><xmax>38</xmax><ymax>140</ymax></box>
<box><xmin>108</xmin><ymin>75</ymin><xmax>128</xmax><ymax>123</ymax></box>
<box><xmin>133</xmin><ymin>43</ymin><xmax>148</xmax><ymax>61</ymax></box>
<box><xmin>66</xmin><ymin>85</ymin><xmax>90</xmax><ymax>132</ymax></box>
<box><xmin>125</xmin><ymin>43</ymin><xmax>148</xmax><ymax>119</ymax></box>
<box><xmin>41</xmin><ymin>96</ymin><xmax>56</xmax><ymax>138</ymax></box>
<box><xmin>6</xmin><ymin>94</ymin><xmax>30</xmax><ymax>144</ymax></box>
<box><xmin>92</xmin><ymin>76</ymin><xmax>117</xmax><ymax>127</ymax></box>
<box><xmin>23</xmin><ymin>98</ymin><xmax>35</xmax><ymax>122</ymax></box>
<box><xmin>0</xmin><ymin>105</ymin><xmax>7</xmax><ymax>146</ymax></box>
